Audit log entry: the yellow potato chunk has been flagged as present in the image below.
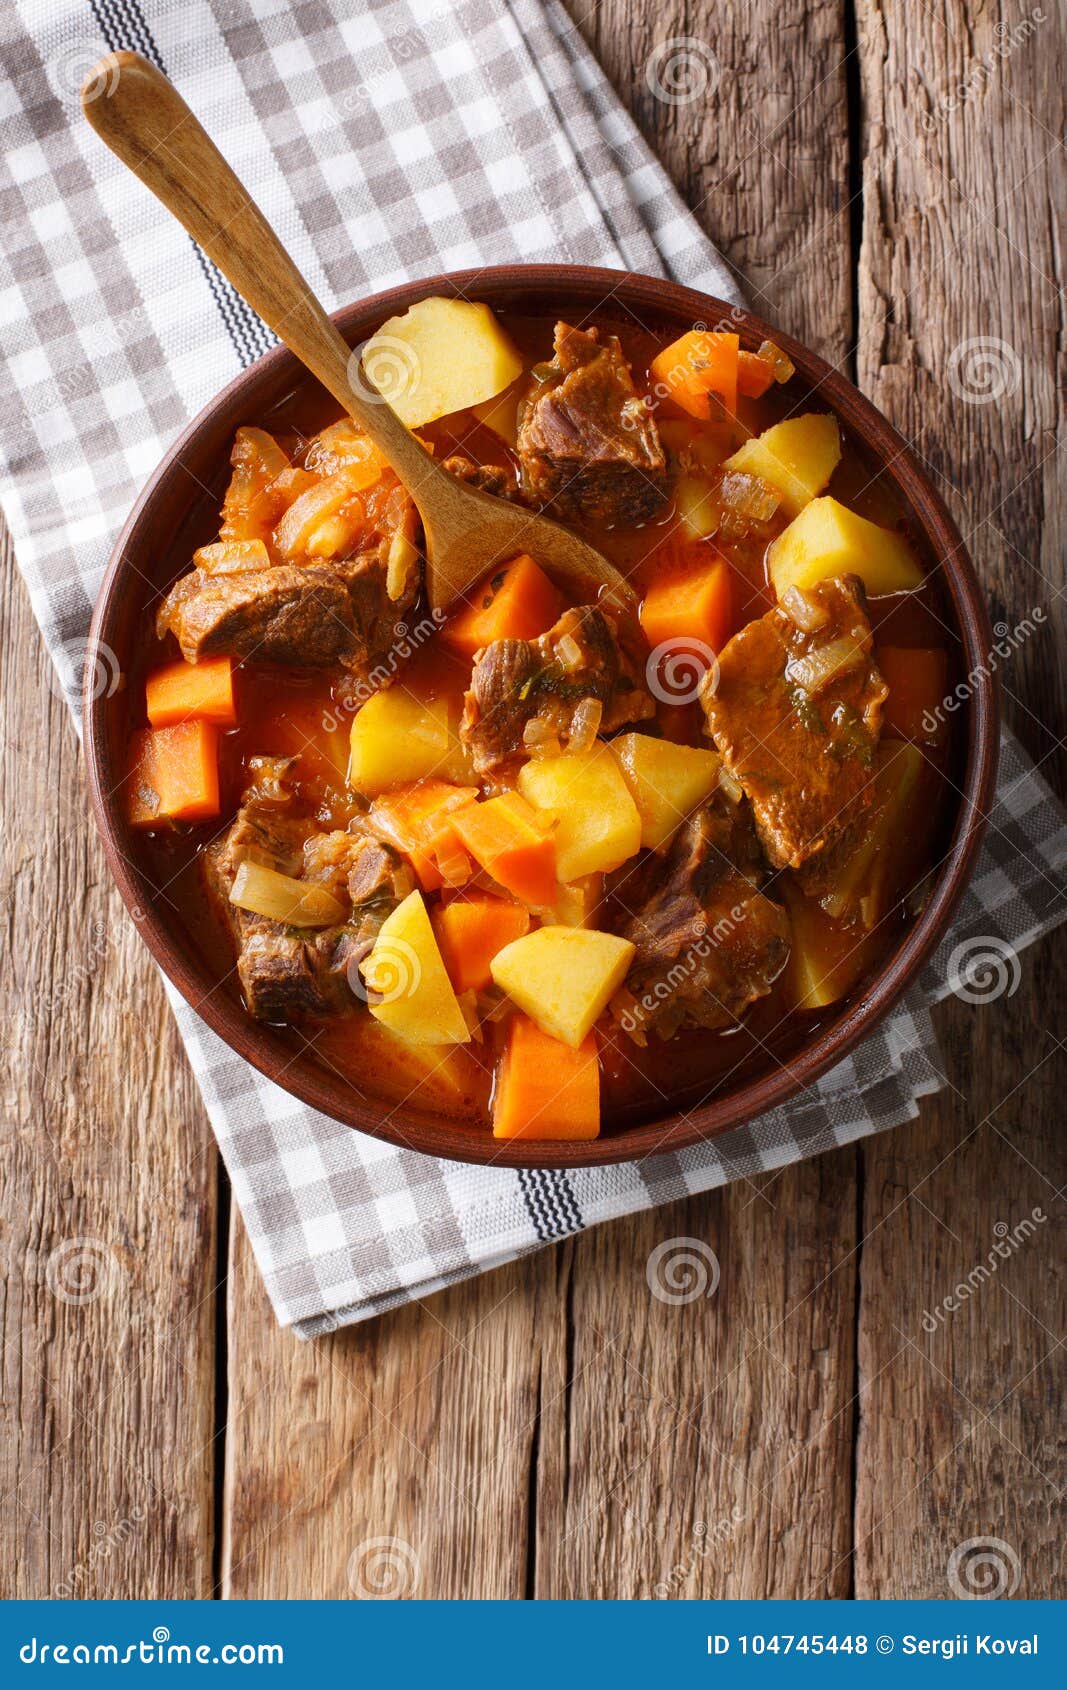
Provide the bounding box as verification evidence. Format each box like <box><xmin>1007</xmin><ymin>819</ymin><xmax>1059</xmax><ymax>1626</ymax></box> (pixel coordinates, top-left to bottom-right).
<box><xmin>610</xmin><ymin>733</ymin><xmax>722</xmax><ymax>851</ymax></box>
<box><xmin>490</xmin><ymin>926</ymin><xmax>636</xmax><ymax>1048</ymax></box>
<box><xmin>348</xmin><ymin>690</ymin><xmax>452</xmax><ymax>795</ymax></box>
<box><xmin>363</xmin><ymin>297</ymin><xmax>523</xmax><ymax>427</ymax></box>
<box><xmin>767</xmin><ymin>496</ymin><xmax>924</xmax><ymax>599</ymax></box>
<box><xmin>361</xmin><ymin>890</ymin><xmax>471</xmax><ymax>1045</ymax></box>
<box><xmin>724</xmin><ymin>413</ymin><xmax>841</xmax><ymax>516</ymax></box>
<box><xmin>517</xmin><ymin>745</ymin><xmax>642</xmax><ymax>881</ymax></box>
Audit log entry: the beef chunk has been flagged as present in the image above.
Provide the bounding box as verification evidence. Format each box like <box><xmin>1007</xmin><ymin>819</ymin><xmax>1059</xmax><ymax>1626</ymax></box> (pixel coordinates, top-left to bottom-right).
<box><xmin>461</xmin><ymin>603</ymin><xmax>654</xmax><ymax>776</ymax></box>
<box><xmin>612</xmin><ymin>796</ymin><xmax>790</xmax><ymax>1040</ymax></box>
<box><xmin>516</xmin><ymin>322</ymin><xmax>667</xmax><ymax>526</ymax></box>
<box><xmin>441</xmin><ymin>455</ymin><xmax>519</xmax><ymax>501</ymax></box>
<box><xmin>701</xmin><ymin>576</ymin><xmax>888</xmax><ymax>871</ymax></box>
<box><xmin>204</xmin><ymin>777</ymin><xmax>412</xmax><ymax>1022</ymax></box>
<box><xmin>157</xmin><ymin>545</ymin><xmax>415</xmax><ymax>677</ymax></box>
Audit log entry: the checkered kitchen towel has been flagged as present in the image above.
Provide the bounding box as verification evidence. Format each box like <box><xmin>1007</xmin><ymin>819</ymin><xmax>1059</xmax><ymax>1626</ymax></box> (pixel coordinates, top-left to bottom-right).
<box><xmin>2</xmin><ymin>1</ymin><xmax>1065</xmax><ymax>1335</ymax></box>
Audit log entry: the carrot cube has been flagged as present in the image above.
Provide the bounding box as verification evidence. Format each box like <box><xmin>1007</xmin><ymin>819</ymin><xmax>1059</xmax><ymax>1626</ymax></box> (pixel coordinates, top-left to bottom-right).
<box><xmin>440</xmin><ymin>553</ymin><xmax>565</xmax><ymax>660</ymax></box>
<box><xmin>641</xmin><ymin>556</ymin><xmax>734</xmax><ymax>661</ymax></box>
<box><xmin>126</xmin><ymin>720</ymin><xmax>220</xmax><ymax>827</ymax></box>
<box><xmin>145</xmin><ymin>655</ymin><xmax>236</xmax><ymax>728</ymax></box>
<box><xmin>736</xmin><ymin>349</ymin><xmax>776</xmax><ymax>399</ymax></box>
<box><xmin>492</xmin><ymin>1014</ymin><xmax>600</xmax><ymax>1141</ymax></box>
<box><xmin>450</xmin><ymin>791</ymin><xmax>558</xmax><ymax>907</ymax></box>
<box><xmin>433</xmin><ymin>897</ymin><xmax>531</xmax><ymax>993</ymax></box>
<box><xmin>650</xmin><ymin>331</ymin><xmax>739</xmax><ymax>419</ymax></box>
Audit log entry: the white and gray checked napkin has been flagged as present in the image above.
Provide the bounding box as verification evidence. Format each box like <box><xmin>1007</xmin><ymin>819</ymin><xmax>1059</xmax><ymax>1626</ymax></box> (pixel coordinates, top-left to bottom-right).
<box><xmin>2</xmin><ymin>0</ymin><xmax>1064</xmax><ymax>1335</ymax></box>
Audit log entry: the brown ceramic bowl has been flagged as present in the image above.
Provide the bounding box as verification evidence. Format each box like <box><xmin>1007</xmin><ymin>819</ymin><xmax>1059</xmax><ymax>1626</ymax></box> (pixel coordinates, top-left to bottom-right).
<box><xmin>85</xmin><ymin>265</ymin><xmax>998</xmax><ymax>1168</ymax></box>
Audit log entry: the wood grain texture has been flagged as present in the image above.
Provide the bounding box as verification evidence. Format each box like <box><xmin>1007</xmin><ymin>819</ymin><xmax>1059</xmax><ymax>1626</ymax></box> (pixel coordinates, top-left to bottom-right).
<box><xmin>0</xmin><ymin>526</ymin><xmax>218</xmax><ymax>1597</ymax></box>
<box><xmin>852</xmin><ymin>0</ymin><xmax>1067</xmax><ymax>1598</ymax></box>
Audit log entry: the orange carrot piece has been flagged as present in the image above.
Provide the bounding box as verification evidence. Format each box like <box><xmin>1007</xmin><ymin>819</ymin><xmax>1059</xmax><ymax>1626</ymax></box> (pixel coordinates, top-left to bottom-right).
<box><xmin>145</xmin><ymin>655</ymin><xmax>236</xmax><ymax>728</ymax></box>
<box><xmin>876</xmin><ymin>647</ymin><xmax>949</xmax><ymax>741</ymax></box>
<box><xmin>641</xmin><ymin>556</ymin><xmax>734</xmax><ymax>660</ymax></box>
<box><xmin>737</xmin><ymin>349</ymin><xmax>776</xmax><ymax>399</ymax></box>
<box><xmin>492</xmin><ymin>1015</ymin><xmax>600</xmax><ymax>1141</ymax></box>
<box><xmin>450</xmin><ymin>791</ymin><xmax>558</xmax><ymax>906</ymax></box>
<box><xmin>126</xmin><ymin>720</ymin><xmax>220</xmax><ymax>827</ymax></box>
<box><xmin>433</xmin><ymin>897</ymin><xmax>531</xmax><ymax>994</ymax></box>
<box><xmin>440</xmin><ymin>554</ymin><xmax>565</xmax><ymax>661</ymax></box>
<box><xmin>369</xmin><ymin>780</ymin><xmax>478</xmax><ymax>890</ymax></box>
<box><xmin>650</xmin><ymin>331</ymin><xmax>739</xmax><ymax>420</ymax></box>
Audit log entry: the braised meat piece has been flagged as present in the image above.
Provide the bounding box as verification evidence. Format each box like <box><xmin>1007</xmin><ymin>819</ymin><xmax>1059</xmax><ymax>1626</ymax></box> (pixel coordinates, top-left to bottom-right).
<box><xmin>516</xmin><ymin>322</ymin><xmax>668</xmax><ymax>526</ymax></box>
<box><xmin>611</xmin><ymin>796</ymin><xmax>790</xmax><ymax>1040</ymax></box>
<box><xmin>700</xmin><ymin>575</ymin><xmax>887</xmax><ymax>871</ymax></box>
<box><xmin>204</xmin><ymin>776</ymin><xmax>412</xmax><ymax>1022</ymax></box>
<box><xmin>441</xmin><ymin>455</ymin><xmax>519</xmax><ymax>501</ymax></box>
<box><xmin>461</xmin><ymin>603</ymin><xmax>654</xmax><ymax>776</ymax></box>
<box><xmin>157</xmin><ymin>544</ymin><xmax>416</xmax><ymax>678</ymax></box>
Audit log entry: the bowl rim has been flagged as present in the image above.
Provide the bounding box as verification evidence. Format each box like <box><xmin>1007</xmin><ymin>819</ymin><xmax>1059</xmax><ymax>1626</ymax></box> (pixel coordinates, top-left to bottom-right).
<box><xmin>84</xmin><ymin>263</ymin><xmax>999</xmax><ymax>1169</ymax></box>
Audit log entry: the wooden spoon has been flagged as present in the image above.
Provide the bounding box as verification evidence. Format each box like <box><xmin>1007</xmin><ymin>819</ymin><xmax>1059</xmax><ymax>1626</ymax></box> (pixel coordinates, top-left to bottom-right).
<box><xmin>81</xmin><ymin>51</ymin><xmax>638</xmax><ymax>617</ymax></box>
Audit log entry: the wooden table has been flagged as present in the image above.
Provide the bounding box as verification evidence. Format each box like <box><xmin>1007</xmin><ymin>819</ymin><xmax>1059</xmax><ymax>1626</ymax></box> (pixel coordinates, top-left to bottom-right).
<box><xmin>2</xmin><ymin>0</ymin><xmax>1063</xmax><ymax>1600</ymax></box>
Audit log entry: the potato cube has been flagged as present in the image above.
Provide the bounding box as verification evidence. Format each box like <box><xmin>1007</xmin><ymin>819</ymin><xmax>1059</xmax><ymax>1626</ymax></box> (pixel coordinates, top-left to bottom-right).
<box><xmin>349</xmin><ymin>690</ymin><xmax>452</xmax><ymax>795</ymax></box>
<box><xmin>768</xmin><ymin>496</ymin><xmax>924</xmax><ymax>599</ymax></box>
<box><xmin>517</xmin><ymin>745</ymin><xmax>642</xmax><ymax>880</ymax></box>
<box><xmin>361</xmin><ymin>890</ymin><xmax>471</xmax><ymax>1045</ymax></box>
<box><xmin>363</xmin><ymin>297</ymin><xmax>523</xmax><ymax>427</ymax></box>
<box><xmin>490</xmin><ymin>926</ymin><xmax>636</xmax><ymax>1048</ymax></box>
<box><xmin>724</xmin><ymin>414</ymin><xmax>841</xmax><ymax>516</ymax></box>
<box><xmin>610</xmin><ymin>733</ymin><xmax>722</xmax><ymax>850</ymax></box>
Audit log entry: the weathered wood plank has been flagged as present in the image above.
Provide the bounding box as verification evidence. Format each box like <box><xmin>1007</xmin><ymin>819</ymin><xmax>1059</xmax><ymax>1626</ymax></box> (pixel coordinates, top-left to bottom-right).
<box><xmin>222</xmin><ymin>1215</ymin><xmax>539</xmax><ymax>1598</ymax></box>
<box><xmin>853</xmin><ymin>0</ymin><xmax>1067</xmax><ymax>1597</ymax></box>
<box><xmin>0</xmin><ymin>523</ymin><xmax>218</xmax><ymax>1597</ymax></box>
<box><xmin>530</xmin><ymin>0</ymin><xmax>860</xmax><ymax>1600</ymax></box>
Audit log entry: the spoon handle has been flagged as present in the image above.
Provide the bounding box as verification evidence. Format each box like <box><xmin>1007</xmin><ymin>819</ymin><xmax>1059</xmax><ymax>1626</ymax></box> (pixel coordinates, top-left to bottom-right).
<box><xmin>81</xmin><ymin>51</ymin><xmax>445</xmax><ymax>497</ymax></box>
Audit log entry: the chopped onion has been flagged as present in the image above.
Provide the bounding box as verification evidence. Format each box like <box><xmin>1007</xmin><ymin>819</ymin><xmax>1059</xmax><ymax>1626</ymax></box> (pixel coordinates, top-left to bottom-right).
<box><xmin>556</xmin><ymin>632</ymin><xmax>584</xmax><ymax>671</ymax></box>
<box><xmin>719</xmin><ymin>470</ymin><xmax>780</xmax><ymax>522</ymax></box>
<box><xmin>229</xmin><ymin>859</ymin><xmax>345</xmax><ymax>928</ymax></box>
<box><xmin>786</xmin><ymin>636</ymin><xmax>867</xmax><ymax>695</ymax></box>
<box><xmin>780</xmin><ymin>584</ymin><xmax>830</xmax><ymax>632</ymax></box>
<box><xmin>758</xmin><ymin>338</ymin><xmax>795</xmax><ymax>383</ymax></box>
<box><xmin>435</xmin><ymin>842</ymin><xmax>472</xmax><ymax>887</ymax></box>
<box><xmin>568</xmin><ymin>696</ymin><xmax>603</xmax><ymax>753</ymax></box>
<box><xmin>522</xmin><ymin>716</ymin><xmax>562</xmax><ymax>757</ymax></box>
<box><xmin>456</xmin><ymin>989</ymin><xmax>483</xmax><ymax>1041</ymax></box>
<box><xmin>717</xmin><ymin>766</ymin><xmax>744</xmax><ymax>804</ymax></box>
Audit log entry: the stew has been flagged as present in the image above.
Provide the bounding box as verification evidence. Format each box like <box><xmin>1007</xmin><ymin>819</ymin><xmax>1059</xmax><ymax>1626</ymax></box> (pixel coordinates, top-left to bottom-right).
<box><xmin>127</xmin><ymin>299</ymin><xmax>960</xmax><ymax>1141</ymax></box>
